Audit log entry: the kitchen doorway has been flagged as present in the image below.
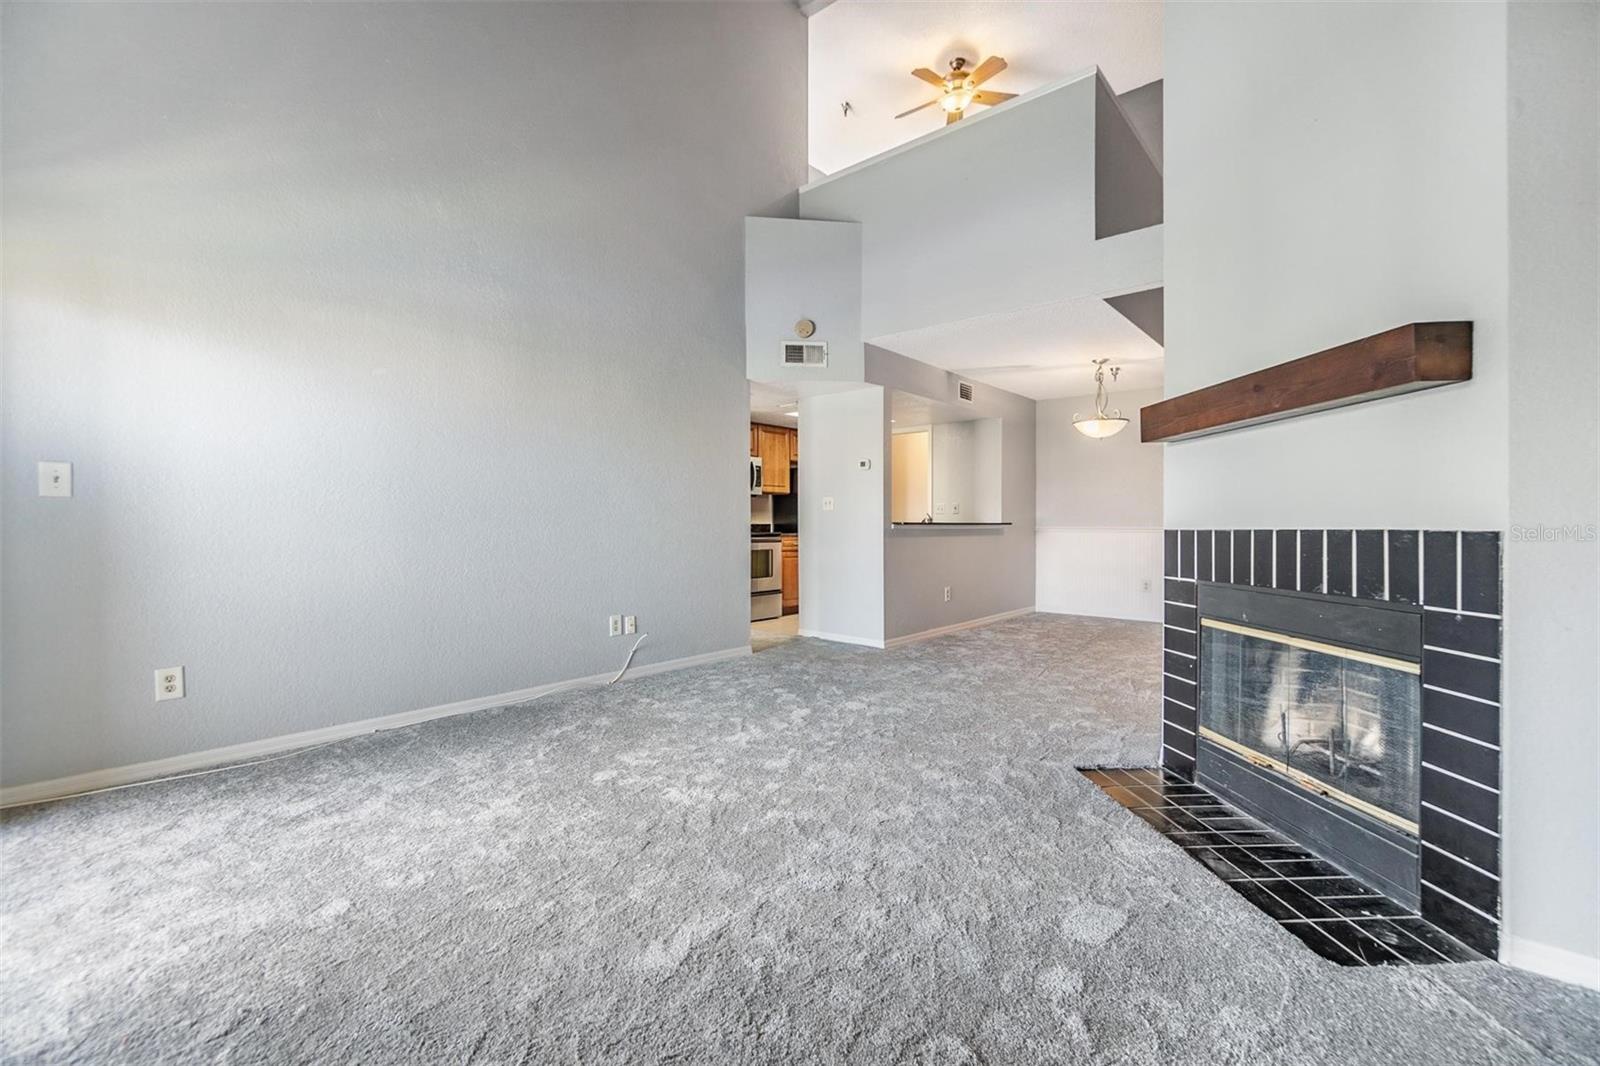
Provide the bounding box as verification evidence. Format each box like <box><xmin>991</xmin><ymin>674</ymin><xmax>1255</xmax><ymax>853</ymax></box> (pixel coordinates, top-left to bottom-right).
<box><xmin>749</xmin><ymin>383</ymin><xmax>801</xmax><ymax>653</ymax></box>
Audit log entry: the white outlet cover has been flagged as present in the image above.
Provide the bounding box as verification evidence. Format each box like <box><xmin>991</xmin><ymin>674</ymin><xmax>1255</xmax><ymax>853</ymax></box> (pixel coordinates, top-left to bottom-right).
<box><xmin>857</xmin><ymin>458</ymin><xmax>871</xmax><ymax>470</ymax></box>
<box><xmin>952</xmin><ymin>502</ymin><xmax>961</xmax><ymax>514</ymax></box>
<box><xmin>154</xmin><ymin>666</ymin><xmax>185</xmax><ymax>701</ymax></box>
<box><xmin>934</xmin><ymin>503</ymin><xmax>947</xmax><ymax>515</ymax></box>
<box><xmin>822</xmin><ymin>497</ymin><xmax>835</xmax><ymax>511</ymax></box>
<box><xmin>624</xmin><ymin>615</ymin><xmax>637</xmax><ymax>635</ymax></box>
<box><xmin>608</xmin><ymin>615</ymin><xmax>622</xmax><ymax>637</ymax></box>
<box><xmin>38</xmin><ymin>461</ymin><xmax>72</xmax><ymax>498</ymax></box>
<box><xmin>943</xmin><ymin>586</ymin><xmax>952</xmax><ymax>602</ymax></box>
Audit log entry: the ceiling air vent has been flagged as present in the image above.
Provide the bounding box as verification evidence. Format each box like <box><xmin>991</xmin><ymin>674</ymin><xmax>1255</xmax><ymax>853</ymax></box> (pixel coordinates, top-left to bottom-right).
<box><xmin>783</xmin><ymin>341</ymin><xmax>828</xmax><ymax>367</ymax></box>
<box><xmin>957</xmin><ymin>380</ymin><xmax>975</xmax><ymax>403</ymax></box>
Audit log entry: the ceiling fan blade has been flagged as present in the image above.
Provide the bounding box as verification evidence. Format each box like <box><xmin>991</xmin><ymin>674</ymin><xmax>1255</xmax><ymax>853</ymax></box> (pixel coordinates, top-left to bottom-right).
<box><xmin>911</xmin><ymin>67</ymin><xmax>945</xmax><ymax>87</ymax></box>
<box><xmin>946</xmin><ymin>110</ymin><xmax>962</xmax><ymax>126</ymax></box>
<box><xmin>971</xmin><ymin>90</ymin><xmax>1017</xmax><ymax>107</ymax></box>
<box><xmin>894</xmin><ymin>99</ymin><xmax>939</xmax><ymax>119</ymax></box>
<box><xmin>968</xmin><ymin>55</ymin><xmax>1008</xmax><ymax>87</ymax></box>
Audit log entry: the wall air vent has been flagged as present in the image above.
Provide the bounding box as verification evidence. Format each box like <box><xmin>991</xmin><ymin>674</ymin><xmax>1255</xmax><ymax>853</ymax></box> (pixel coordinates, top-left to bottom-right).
<box><xmin>783</xmin><ymin>342</ymin><xmax>828</xmax><ymax>367</ymax></box>
<box><xmin>957</xmin><ymin>380</ymin><xmax>975</xmax><ymax>403</ymax></box>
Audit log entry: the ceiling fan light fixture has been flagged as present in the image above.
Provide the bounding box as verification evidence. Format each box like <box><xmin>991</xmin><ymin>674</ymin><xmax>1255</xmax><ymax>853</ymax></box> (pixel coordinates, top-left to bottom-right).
<box><xmin>1072</xmin><ymin>358</ymin><xmax>1130</xmax><ymax>439</ymax></box>
<box><xmin>940</xmin><ymin>86</ymin><xmax>975</xmax><ymax>113</ymax></box>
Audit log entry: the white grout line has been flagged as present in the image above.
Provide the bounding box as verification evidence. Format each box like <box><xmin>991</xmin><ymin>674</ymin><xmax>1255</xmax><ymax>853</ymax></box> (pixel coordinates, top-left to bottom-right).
<box><xmin>1423</xmin><ymin>721</ymin><xmax>1501</xmax><ymax>750</ymax></box>
<box><xmin>1423</xmin><ymin>683</ymin><xmax>1500</xmax><ymax>708</ymax></box>
<box><xmin>1423</xmin><ymin>605</ymin><xmax>1502</xmax><ymax>620</ymax></box>
<box><xmin>1383</xmin><ymin>529</ymin><xmax>1391</xmax><ymax>601</ymax></box>
<box><xmin>1421</xmin><ymin>879</ymin><xmax>1501</xmax><ymax>925</ymax></box>
<box><xmin>1455</xmin><ymin>530</ymin><xmax>1463</xmax><ymax>612</ymax></box>
<box><xmin>1423</xmin><ymin>644</ymin><xmax>1501</xmax><ymax>664</ymax></box>
<box><xmin>1421</xmin><ymin>761</ymin><xmax>1501</xmax><ymax>794</ymax></box>
<box><xmin>1420</xmin><ymin>801</ymin><xmax>1501</xmax><ymax>838</ymax></box>
<box><xmin>1421</xmin><ymin>839</ymin><xmax>1502</xmax><ymax>879</ymax></box>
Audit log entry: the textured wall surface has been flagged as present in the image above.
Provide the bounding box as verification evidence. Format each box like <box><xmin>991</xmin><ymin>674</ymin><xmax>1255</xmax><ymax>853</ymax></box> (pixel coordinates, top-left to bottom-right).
<box><xmin>1037</xmin><ymin>388</ymin><xmax>1163</xmax><ymax>529</ymax></box>
<box><xmin>1503</xmin><ymin>0</ymin><xmax>1600</xmax><ymax>983</ymax></box>
<box><xmin>0</xmin><ymin>1</ymin><xmax>807</xmax><ymax>786</ymax></box>
<box><xmin>1035</xmin><ymin>388</ymin><xmax>1163</xmax><ymax>623</ymax></box>
<box><xmin>1163</xmin><ymin>0</ymin><xmax>1509</xmax><ymax>531</ymax></box>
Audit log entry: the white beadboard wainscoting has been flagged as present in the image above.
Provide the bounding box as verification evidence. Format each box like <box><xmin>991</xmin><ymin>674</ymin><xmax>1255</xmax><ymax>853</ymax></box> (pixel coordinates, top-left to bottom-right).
<box><xmin>1035</xmin><ymin>526</ymin><xmax>1164</xmax><ymax>623</ymax></box>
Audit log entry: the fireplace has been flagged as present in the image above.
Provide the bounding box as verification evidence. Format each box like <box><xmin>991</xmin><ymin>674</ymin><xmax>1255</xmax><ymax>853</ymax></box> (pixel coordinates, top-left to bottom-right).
<box><xmin>1161</xmin><ymin>529</ymin><xmax>1502</xmax><ymax>957</ymax></box>
<box><xmin>1195</xmin><ymin>585</ymin><xmax>1424</xmax><ymax>907</ymax></box>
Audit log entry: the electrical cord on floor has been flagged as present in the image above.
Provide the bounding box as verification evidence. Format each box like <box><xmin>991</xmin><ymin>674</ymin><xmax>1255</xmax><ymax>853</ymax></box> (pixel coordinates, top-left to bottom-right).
<box><xmin>608</xmin><ymin>633</ymin><xmax>647</xmax><ymax>684</ymax></box>
<box><xmin>12</xmin><ymin>632</ymin><xmax>653</xmax><ymax>809</ymax></box>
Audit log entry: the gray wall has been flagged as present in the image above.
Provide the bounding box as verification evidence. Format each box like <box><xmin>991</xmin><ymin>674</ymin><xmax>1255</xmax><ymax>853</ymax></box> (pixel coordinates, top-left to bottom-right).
<box><xmin>1116</xmin><ymin>80</ymin><xmax>1163</xmax><ymax>171</ymax></box>
<box><xmin>1504</xmin><ymin>0</ymin><xmax>1599</xmax><ymax>979</ymax></box>
<box><xmin>1037</xmin><ymin>388</ymin><xmax>1164</xmax><ymax>528</ymax></box>
<box><xmin>0</xmin><ymin>1</ymin><xmax>807</xmax><ymax>786</ymax></box>
<box><xmin>1164</xmin><ymin>0</ymin><xmax>1509</xmax><ymax>532</ymax></box>
<box><xmin>871</xmin><ymin>351</ymin><xmax>1035</xmax><ymax>642</ymax></box>
<box><xmin>1034</xmin><ymin>388</ymin><xmax>1164</xmax><ymax>623</ymax></box>
<box><xmin>798</xmin><ymin>386</ymin><xmax>887</xmax><ymax>645</ymax></box>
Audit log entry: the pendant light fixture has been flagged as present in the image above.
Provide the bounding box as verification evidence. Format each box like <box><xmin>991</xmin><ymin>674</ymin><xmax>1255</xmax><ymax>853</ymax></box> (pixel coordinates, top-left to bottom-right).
<box><xmin>1072</xmin><ymin>359</ymin><xmax>1130</xmax><ymax>439</ymax></box>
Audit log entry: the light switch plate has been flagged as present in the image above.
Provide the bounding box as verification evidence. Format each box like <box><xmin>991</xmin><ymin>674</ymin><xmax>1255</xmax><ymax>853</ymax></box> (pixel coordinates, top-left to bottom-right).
<box><xmin>38</xmin><ymin>461</ymin><xmax>72</xmax><ymax>498</ymax></box>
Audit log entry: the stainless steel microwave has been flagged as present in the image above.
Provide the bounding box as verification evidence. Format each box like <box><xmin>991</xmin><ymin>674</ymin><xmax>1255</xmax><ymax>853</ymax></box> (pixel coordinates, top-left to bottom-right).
<box><xmin>749</xmin><ymin>456</ymin><xmax>763</xmax><ymax>496</ymax></box>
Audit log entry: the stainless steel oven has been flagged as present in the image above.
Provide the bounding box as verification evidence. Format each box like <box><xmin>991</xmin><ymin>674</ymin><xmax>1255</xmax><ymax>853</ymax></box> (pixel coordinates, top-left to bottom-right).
<box><xmin>751</xmin><ymin>538</ymin><xmax>782</xmax><ymax>620</ymax></box>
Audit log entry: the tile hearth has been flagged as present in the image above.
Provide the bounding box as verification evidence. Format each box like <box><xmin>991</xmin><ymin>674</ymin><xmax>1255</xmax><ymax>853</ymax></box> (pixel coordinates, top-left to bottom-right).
<box><xmin>1083</xmin><ymin>767</ymin><xmax>1484</xmax><ymax>967</ymax></box>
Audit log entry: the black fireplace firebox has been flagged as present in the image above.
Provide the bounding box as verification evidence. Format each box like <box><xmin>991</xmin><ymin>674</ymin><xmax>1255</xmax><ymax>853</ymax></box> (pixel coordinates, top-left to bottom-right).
<box><xmin>1195</xmin><ymin>584</ymin><xmax>1424</xmax><ymax>908</ymax></box>
<box><xmin>1161</xmin><ymin>529</ymin><xmax>1503</xmax><ymax>957</ymax></box>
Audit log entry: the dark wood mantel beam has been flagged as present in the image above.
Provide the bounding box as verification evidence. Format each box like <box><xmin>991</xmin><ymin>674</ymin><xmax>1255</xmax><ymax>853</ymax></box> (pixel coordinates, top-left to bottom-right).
<box><xmin>1140</xmin><ymin>322</ymin><xmax>1473</xmax><ymax>443</ymax></box>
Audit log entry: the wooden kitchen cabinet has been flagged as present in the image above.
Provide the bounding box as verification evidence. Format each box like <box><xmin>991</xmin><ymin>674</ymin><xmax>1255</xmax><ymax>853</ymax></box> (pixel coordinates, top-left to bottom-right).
<box><xmin>750</xmin><ymin>425</ymin><xmax>759</xmax><ymax>457</ymax></box>
<box><xmin>787</xmin><ymin>426</ymin><xmax>799</xmax><ymax>464</ymax></box>
<box><xmin>757</xmin><ymin>425</ymin><xmax>791</xmax><ymax>494</ymax></box>
<box><xmin>781</xmin><ymin>535</ymin><xmax>798</xmax><ymax>614</ymax></box>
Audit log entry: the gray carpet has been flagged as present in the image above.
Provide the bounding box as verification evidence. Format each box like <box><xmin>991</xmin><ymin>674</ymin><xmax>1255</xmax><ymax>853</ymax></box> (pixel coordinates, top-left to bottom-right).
<box><xmin>2</xmin><ymin>614</ymin><xmax>1596</xmax><ymax>1064</ymax></box>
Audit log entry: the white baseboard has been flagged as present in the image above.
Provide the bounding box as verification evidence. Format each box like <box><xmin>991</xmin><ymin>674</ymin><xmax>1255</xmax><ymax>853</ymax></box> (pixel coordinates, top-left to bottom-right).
<box><xmin>884</xmin><ymin>606</ymin><xmax>1034</xmax><ymax>649</ymax></box>
<box><xmin>0</xmin><ymin>644</ymin><xmax>751</xmax><ymax>809</ymax></box>
<box><xmin>798</xmin><ymin>628</ymin><xmax>886</xmax><ymax>649</ymax></box>
<box><xmin>1503</xmin><ymin>935</ymin><xmax>1600</xmax><ymax>991</ymax></box>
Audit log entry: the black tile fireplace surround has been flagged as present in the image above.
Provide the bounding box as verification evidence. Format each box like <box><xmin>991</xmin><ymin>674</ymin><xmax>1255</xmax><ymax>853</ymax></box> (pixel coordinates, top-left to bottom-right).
<box><xmin>1161</xmin><ymin>529</ymin><xmax>1502</xmax><ymax>958</ymax></box>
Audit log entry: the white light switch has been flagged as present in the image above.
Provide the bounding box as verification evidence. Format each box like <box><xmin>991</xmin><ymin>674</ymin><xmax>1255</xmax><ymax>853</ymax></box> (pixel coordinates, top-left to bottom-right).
<box><xmin>822</xmin><ymin>496</ymin><xmax>835</xmax><ymax>512</ymax></box>
<box><xmin>38</xmin><ymin>461</ymin><xmax>72</xmax><ymax>498</ymax></box>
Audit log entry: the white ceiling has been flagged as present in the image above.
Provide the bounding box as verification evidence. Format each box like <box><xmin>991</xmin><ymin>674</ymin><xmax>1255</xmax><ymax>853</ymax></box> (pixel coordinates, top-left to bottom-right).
<box><xmin>807</xmin><ymin>0</ymin><xmax>1163</xmax><ymax>176</ymax></box>
<box><xmin>870</xmin><ymin>293</ymin><xmax>1163</xmax><ymax>401</ymax></box>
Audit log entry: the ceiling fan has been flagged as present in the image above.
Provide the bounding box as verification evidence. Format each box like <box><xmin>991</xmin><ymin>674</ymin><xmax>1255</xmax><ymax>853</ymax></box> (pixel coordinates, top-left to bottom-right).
<box><xmin>895</xmin><ymin>56</ymin><xmax>1016</xmax><ymax>125</ymax></box>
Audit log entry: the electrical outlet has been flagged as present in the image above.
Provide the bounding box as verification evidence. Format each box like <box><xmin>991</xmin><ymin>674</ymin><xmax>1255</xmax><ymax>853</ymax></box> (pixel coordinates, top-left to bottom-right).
<box><xmin>952</xmin><ymin>502</ymin><xmax>961</xmax><ymax>515</ymax></box>
<box><xmin>154</xmin><ymin>667</ymin><xmax>184</xmax><ymax>701</ymax></box>
<box><xmin>943</xmin><ymin>586</ymin><xmax>952</xmax><ymax>603</ymax></box>
<box><xmin>1142</xmin><ymin>579</ymin><xmax>1151</xmax><ymax>592</ymax></box>
<box><xmin>935</xmin><ymin>503</ymin><xmax>947</xmax><ymax>515</ymax></box>
<box><xmin>608</xmin><ymin>615</ymin><xmax>622</xmax><ymax>637</ymax></box>
<box><xmin>822</xmin><ymin>496</ymin><xmax>835</xmax><ymax>512</ymax></box>
<box><xmin>623</xmin><ymin>615</ymin><xmax>636</xmax><ymax>635</ymax></box>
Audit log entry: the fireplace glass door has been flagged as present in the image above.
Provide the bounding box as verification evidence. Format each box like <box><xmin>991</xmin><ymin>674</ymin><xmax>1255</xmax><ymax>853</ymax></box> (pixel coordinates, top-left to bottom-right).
<box><xmin>1200</xmin><ymin>622</ymin><xmax>1421</xmax><ymax>829</ymax></box>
